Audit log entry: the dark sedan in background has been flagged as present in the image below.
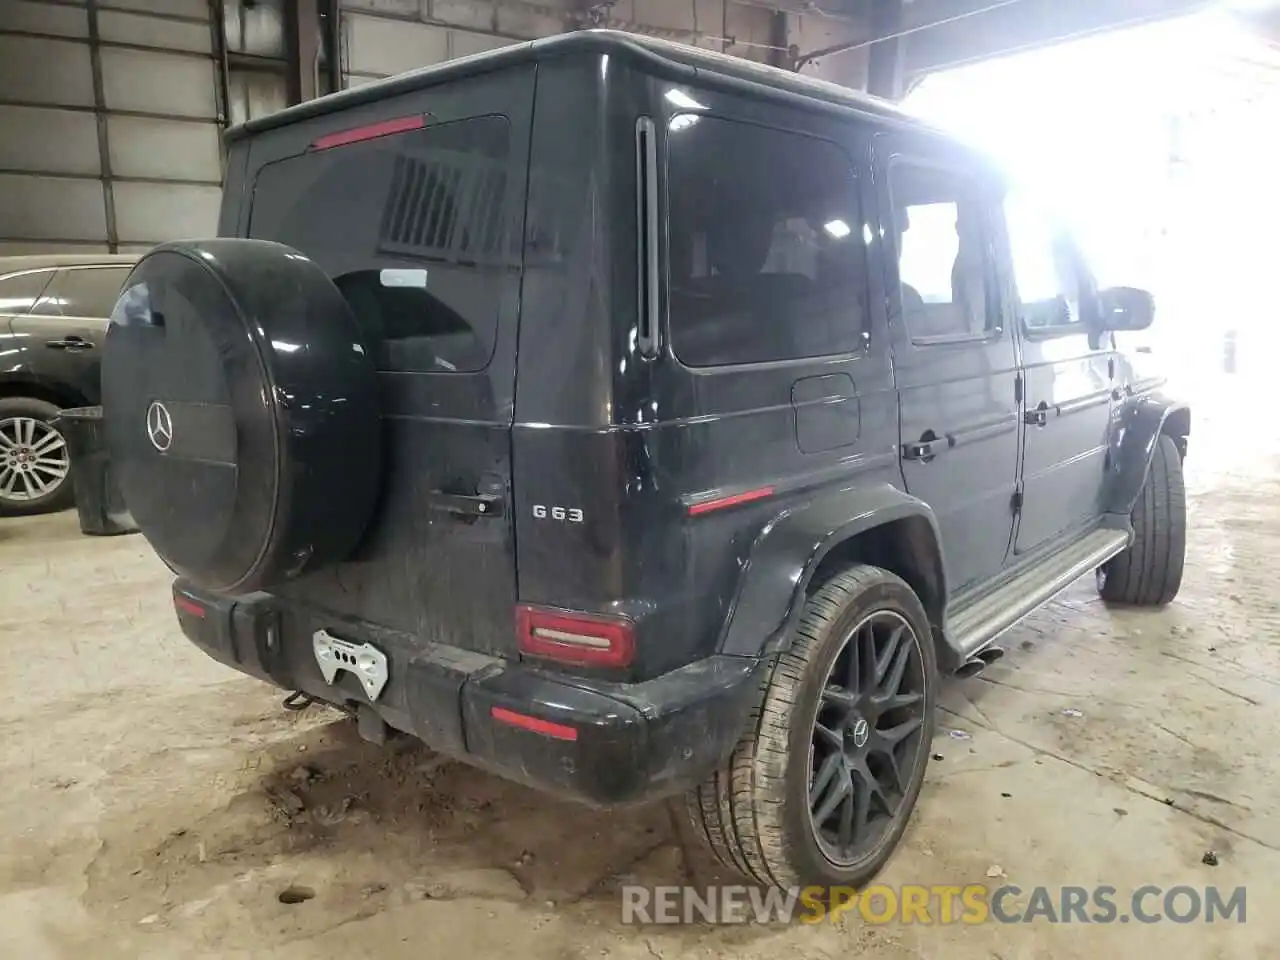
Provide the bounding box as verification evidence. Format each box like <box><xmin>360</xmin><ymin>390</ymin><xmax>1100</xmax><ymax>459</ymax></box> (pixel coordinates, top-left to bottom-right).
<box><xmin>0</xmin><ymin>254</ymin><xmax>136</xmax><ymax>514</ymax></box>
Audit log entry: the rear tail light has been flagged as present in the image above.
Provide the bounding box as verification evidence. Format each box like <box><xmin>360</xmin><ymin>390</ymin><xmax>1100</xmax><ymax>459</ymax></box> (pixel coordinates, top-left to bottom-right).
<box><xmin>516</xmin><ymin>605</ymin><xmax>635</xmax><ymax>668</ymax></box>
<box><xmin>173</xmin><ymin>591</ymin><xmax>207</xmax><ymax>619</ymax></box>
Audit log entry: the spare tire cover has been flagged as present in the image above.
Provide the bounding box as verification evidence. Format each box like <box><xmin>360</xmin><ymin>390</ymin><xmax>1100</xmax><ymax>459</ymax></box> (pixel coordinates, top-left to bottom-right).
<box><xmin>103</xmin><ymin>239</ymin><xmax>381</xmax><ymax>594</ymax></box>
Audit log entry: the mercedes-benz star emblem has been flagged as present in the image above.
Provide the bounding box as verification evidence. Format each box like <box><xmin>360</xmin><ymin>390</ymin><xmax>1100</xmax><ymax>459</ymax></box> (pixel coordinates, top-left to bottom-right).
<box><xmin>852</xmin><ymin>718</ymin><xmax>870</xmax><ymax>749</ymax></box>
<box><xmin>146</xmin><ymin>401</ymin><xmax>173</xmax><ymax>452</ymax></box>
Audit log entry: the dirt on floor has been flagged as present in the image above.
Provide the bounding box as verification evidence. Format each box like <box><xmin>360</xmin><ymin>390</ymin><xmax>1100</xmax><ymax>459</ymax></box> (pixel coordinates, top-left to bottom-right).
<box><xmin>3</xmin><ymin>383</ymin><xmax>1279</xmax><ymax>959</ymax></box>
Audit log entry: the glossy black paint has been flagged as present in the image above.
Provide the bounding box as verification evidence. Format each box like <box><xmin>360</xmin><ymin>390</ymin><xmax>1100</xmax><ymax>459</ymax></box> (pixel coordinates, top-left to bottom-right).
<box><xmin>175</xmin><ymin>579</ymin><xmax>763</xmax><ymax>806</ymax></box>
<box><xmin>226</xmin><ymin>67</ymin><xmax>534</xmax><ymax>656</ymax></box>
<box><xmin>874</xmin><ymin>132</ymin><xmax>1022</xmax><ymax>594</ymax></box>
<box><xmin>717</xmin><ymin>482</ymin><xmax>946</xmax><ymax>657</ymax></box>
<box><xmin>1104</xmin><ymin>391</ymin><xmax>1190</xmax><ymax>516</ymax></box>
<box><xmin>127</xmin><ymin>30</ymin><xmax>1188</xmax><ymax>809</ymax></box>
<box><xmin>103</xmin><ymin>240</ymin><xmax>381</xmax><ymax>593</ymax></box>
<box><xmin>0</xmin><ymin>260</ymin><xmax>136</xmax><ymax>407</ymax></box>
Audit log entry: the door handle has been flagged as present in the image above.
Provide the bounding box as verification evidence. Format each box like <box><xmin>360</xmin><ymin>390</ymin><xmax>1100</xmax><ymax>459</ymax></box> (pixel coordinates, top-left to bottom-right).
<box><xmin>902</xmin><ymin>432</ymin><xmax>947</xmax><ymax>462</ymax></box>
<box><xmin>426</xmin><ymin>491</ymin><xmax>504</xmax><ymax>518</ymax></box>
<box><xmin>45</xmin><ymin>337</ymin><xmax>93</xmax><ymax>351</ymax></box>
<box><xmin>902</xmin><ymin>441</ymin><xmax>937</xmax><ymax>461</ymax></box>
<box><xmin>1112</xmin><ymin>387</ymin><xmax>1124</xmax><ymax>401</ymax></box>
<box><xmin>1023</xmin><ymin>404</ymin><xmax>1049</xmax><ymax>428</ymax></box>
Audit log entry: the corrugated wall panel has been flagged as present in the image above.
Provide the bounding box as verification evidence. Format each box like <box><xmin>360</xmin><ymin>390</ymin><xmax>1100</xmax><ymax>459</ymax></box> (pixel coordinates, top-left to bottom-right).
<box><xmin>98</xmin><ymin>10</ymin><xmax>213</xmax><ymax>54</ymax></box>
<box><xmin>1</xmin><ymin>0</ymin><xmax>89</xmax><ymax>38</ymax></box>
<box><xmin>451</xmin><ymin>31</ymin><xmax>515</xmax><ymax>59</ymax></box>
<box><xmin>103</xmin><ymin>0</ymin><xmax>209</xmax><ymax>18</ymax></box>
<box><xmin>113</xmin><ymin>182</ymin><xmax>223</xmax><ymax>242</ymax></box>
<box><xmin>341</xmin><ymin>10</ymin><xmax>520</xmax><ymax>87</ymax></box>
<box><xmin>107</xmin><ymin>116</ymin><xmax>223</xmax><ymax>182</ymax></box>
<box><xmin>0</xmin><ymin>36</ymin><xmax>94</xmax><ymax>106</ymax></box>
<box><xmin>0</xmin><ymin>174</ymin><xmax>109</xmax><ymax>242</ymax></box>
<box><xmin>223</xmin><ymin>0</ymin><xmax>287</xmax><ymax>56</ymax></box>
<box><xmin>0</xmin><ymin>1</ymin><xmax>223</xmax><ymax>251</ymax></box>
<box><xmin>345</xmin><ymin>14</ymin><xmax>450</xmax><ymax>76</ymax></box>
<box><xmin>101</xmin><ymin>48</ymin><xmax>218</xmax><ymax>118</ymax></box>
<box><xmin>0</xmin><ymin>242</ymin><xmax>109</xmax><ymax>256</ymax></box>
<box><xmin>227</xmin><ymin>70</ymin><xmax>288</xmax><ymax>128</ymax></box>
<box><xmin>0</xmin><ymin>105</ymin><xmax>100</xmax><ymax>176</ymax></box>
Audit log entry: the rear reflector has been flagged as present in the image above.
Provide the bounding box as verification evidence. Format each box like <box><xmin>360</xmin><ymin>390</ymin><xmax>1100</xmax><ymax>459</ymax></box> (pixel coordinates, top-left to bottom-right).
<box><xmin>491</xmin><ymin>706</ymin><xmax>579</xmax><ymax>741</ymax></box>
<box><xmin>174</xmin><ymin>593</ymin><xmax>206</xmax><ymax>619</ymax></box>
<box><xmin>310</xmin><ymin>114</ymin><xmax>426</xmax><ymax>151</ymax></box>
<box><xmin>516</xmin><ymin>605</ymin><xmax>635</xmax><ymax>668</ymax></box>
<box><xmin>688</xmin><ymin>485</ymin><xmax>775</xmax><ymax>516</ymax></box>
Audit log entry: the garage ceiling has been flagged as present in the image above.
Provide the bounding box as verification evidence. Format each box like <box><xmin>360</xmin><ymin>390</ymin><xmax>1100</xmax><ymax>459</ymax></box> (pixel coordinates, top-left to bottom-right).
<box><xmin>1</xmin><ymin>0</ymin><xmax>1275</xmax><ymax>253</ymax></box>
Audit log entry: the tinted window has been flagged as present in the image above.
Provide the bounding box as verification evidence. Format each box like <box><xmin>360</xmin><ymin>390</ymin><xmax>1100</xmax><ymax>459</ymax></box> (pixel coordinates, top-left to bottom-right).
<box><xmin>890</xmin><ymin>164</ymin><xmax>993</xmax><ymax>341</ymax></box>
<box><xmin>0</xmin><ymin>271</ymin><xmax>53</xmax><ymax>315</ymax></box>
<box><xmin>667</xmin><ymin>116</ymin><xmax>867</xmax><ymax>367</ymax></box>
<box><xmin>1005</xmin><ymin>192</ymin><xmax>1082</xmax><ymax>330</ymax></box>
<box><xmin>32</xmin><ymin>267</ymin><xmax>130</xmax><ymax>319</ymax></box>
<box><xmin>249</xmin><ymin>115</ymin><xmax>514</xmax><ymax>373</ymax></box>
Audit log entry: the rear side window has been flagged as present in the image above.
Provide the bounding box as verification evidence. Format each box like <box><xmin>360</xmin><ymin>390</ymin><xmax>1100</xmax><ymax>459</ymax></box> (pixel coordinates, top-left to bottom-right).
<box><xmin>32</xmin><ymin>267</ymin><xmax>131</xmax><ymax>319</ymax></box>
<box><xmin>0</xmin><ymin>271</ymin><xmax>53</xmax><ymax>315</ymax></box>
<box><xmin>667</xmin><ymin>116</ymin><xmax>867</xmax><ymax>367</ymax></box>
<box><xmin>1004</xmin><ymin>191</ymin><xmax>1083</xmax><ymax>331</ymax></box>
<box><xmin>889</xmin><ymin>163</ymin><xmax>994</xmax><ymax>342</ymax></box>
<box><xmin>249</xmin><ymin>115</ymin><xmax>514</xmax><ymax>373</ymax></box>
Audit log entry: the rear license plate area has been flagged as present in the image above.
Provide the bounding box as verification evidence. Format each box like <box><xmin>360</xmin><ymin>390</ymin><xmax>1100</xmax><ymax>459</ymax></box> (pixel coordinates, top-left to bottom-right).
<box><xmin>312</xmin><ymin>629</ymin><xmax>389</xmax><ymax>701</ymax></box>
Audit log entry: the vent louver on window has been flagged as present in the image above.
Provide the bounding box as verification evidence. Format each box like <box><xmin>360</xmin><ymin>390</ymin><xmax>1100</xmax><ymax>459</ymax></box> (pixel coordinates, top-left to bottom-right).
<box><xmin>378</xmin><ymin>150</ymin><xmax>512</xmax><ymax>266</ymax></box>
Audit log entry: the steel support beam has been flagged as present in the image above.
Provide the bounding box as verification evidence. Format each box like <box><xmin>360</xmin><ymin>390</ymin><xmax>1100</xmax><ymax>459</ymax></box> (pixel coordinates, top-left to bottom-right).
<box><xmin>85</xmin><ymin>0</ymin><xmax>119</xmax><ymax>253</ymax></box>
<box><xmin>286</xmin><ymin>0</ymin><xmax>321</xmax><ymax>104</ymax></box>
<box><xmin>866</xmin><ymin>0</ymin><xmax>905</xmax><ymax>98</ymax></box>
<box><xmin>768</xmin><ymin>10</ymin><xmax>790</xmax><ymax>68</ymax></box>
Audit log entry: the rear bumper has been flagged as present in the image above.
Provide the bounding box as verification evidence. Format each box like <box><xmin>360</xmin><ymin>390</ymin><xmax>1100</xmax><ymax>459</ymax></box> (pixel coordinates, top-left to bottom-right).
<box><xmin>172</xmin><ymin>580</ymin><xmax>764</xmax><ymax>807</ymax></box>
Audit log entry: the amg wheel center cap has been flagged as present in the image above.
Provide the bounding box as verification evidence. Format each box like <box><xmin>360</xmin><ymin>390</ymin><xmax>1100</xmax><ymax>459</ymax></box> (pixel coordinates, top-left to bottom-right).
<box><xmin>851</xmin><ymin>717</ymin><xmax>870</xmax><ymax>749</ymax></box>
<box><xmin>146</xmin><ymin>401</ymin><xmax>173</xmax><ymax>452</ymax></box>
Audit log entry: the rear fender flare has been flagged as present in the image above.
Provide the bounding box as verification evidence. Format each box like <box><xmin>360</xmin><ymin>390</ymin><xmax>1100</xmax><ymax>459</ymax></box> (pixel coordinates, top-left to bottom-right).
<box><xmin>718</xmin><ymin>483</ymin><xmax>948</xmax><ymax>658</ymax></box>
<box><xmin>1106</xmin><ymin>394</ymin><xmax>1190</xmax><ymax>516</ymax></box>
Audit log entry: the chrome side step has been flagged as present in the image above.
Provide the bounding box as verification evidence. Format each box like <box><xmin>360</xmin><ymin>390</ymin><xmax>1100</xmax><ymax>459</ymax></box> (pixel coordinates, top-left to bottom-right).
<box><xmin>949</xmin><ymin>528</ymin><xmax>1129</xmax><ymax>660</ymax></box>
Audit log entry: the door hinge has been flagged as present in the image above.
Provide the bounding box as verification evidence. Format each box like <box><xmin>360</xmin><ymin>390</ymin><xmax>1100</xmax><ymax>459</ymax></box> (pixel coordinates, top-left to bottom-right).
<box><xmin>1011</xmin><ymin>487</ymin><xmax>1024</xmax><ymax>513</ymax></box>
<box><xmin>1014</xmin><ymin>374</ymin><xmax>1023</xmax><ymax>405</ymax></box>
<box><xmin>1108</xmin><ymin>357</ymin><xmax>1115</xmax><ymax>380</ymax></box>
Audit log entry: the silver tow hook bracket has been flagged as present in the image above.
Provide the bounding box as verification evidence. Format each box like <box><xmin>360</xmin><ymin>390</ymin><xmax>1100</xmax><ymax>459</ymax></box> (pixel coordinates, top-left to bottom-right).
<box><xmin>312</xmin><ymin>629</ymin><xmax>389</xmax><ymax>702</ymax></box>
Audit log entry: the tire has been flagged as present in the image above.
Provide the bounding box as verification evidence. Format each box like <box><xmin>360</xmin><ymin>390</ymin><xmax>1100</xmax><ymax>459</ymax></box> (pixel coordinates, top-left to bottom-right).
<box><xmin>0</xmin><ymin>396</ymin><xmax>74</xmax><ymax>516</ymax></box>
<box><xmin>684</xmin><ymin>564</ymin><xmax>938</xmax><ymax>892</ymax></box>
<box><xmin>1098</xmin><ymin>433</ymin><xmax>1186</xmax><ymax>606</ymax></box>
<box><xmin>103</xmin><ymin>240</ymin><xmax>381</xmax><ymax>593</ymax></box>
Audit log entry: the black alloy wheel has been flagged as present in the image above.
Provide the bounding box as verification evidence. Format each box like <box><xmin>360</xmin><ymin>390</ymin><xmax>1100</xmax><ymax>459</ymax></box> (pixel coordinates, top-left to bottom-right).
<box><xmin>807</xmin><ymin>609</ymin><xmax>928</xmax><ymax>866</ymax></box>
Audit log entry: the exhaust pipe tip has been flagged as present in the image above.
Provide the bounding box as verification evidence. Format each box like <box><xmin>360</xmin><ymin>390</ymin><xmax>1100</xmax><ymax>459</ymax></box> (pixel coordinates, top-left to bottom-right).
<box><xmin>956</xmin><ymin>646</ymin><xmax>1006</xmax><ymax>679</ymax></box>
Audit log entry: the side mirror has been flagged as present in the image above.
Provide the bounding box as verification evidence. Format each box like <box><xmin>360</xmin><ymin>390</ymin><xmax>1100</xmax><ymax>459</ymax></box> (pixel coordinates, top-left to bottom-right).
<box><xmin>1096</xmin><ymin>286</ymin><xmax>1154</xmax><ymax>332</ymax></box>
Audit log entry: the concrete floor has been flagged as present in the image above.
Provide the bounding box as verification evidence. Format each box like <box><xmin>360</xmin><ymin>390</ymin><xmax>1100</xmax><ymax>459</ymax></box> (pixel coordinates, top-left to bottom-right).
<box><xmin>2</xmin><ymin>383</ymin><xmax>1277</xmax><ymax>959</ymax></box>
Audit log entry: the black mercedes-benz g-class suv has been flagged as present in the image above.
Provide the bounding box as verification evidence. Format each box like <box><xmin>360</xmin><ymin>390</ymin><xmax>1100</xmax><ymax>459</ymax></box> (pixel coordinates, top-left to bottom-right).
<box><xmin>102</xmin><ymin>30</ymin><xmax>1188</xmax><ymax>893</ymax></box>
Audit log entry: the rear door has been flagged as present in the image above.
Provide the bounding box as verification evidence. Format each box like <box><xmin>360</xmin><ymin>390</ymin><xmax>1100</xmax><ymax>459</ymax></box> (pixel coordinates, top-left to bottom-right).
<box><xmin>874</xmin><ymin>133</ymin><xmax>1022</xmax><ymax>594</ymax></box>
<box><xmin>237</xmin><ymin>70</ymin><xmax>533</xmax><ymax>656</ymax></box>
<box><xmin>0</xmin><ymin>269</ymin><xmax>55</xmax><ymax>381</ymax></box>
<box><xmin>21</xmin><ymin>265</ymin><xmax>132</xmax><ymax>403</ymax></box>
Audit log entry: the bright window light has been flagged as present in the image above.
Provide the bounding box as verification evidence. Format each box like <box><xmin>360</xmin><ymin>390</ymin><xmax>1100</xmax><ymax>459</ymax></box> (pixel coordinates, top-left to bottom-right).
<box><xmin>823</xmin><ymin>219</ymin><xmax>852</xmax><ymax>239</ymax></box>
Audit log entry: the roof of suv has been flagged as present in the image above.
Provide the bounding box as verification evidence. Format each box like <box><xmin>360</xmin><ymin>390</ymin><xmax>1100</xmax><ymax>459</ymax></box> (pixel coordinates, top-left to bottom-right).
<box><xmin>0</xmin><ymin>253</ymin><xmax>138</xmax><ymax>275</ymax></box>
<box><xmin>228</xmin><ymin>29</ymin><xmax>918</xmax><ymax>142</ymax></box>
